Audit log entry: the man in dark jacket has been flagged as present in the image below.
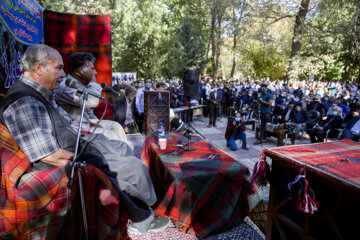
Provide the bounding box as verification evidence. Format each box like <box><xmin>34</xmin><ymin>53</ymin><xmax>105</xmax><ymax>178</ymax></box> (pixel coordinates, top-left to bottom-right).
<box><xmin>208</xmin><ymin>84</ymin><xmax>222</xmax><ymax>127</ymax></box>
<box><xmin>230</xmin><ymin>90</ymin><xmax>242</xmax><ymax>115</ymax></box>
<box><xmin>308</xmin><ymin>96</ymin><xmax>326</xmax><ymax>118</ymax></box>
<box><xmin>307</xmin><ymin>106</ymin><xmax>343</xmax><ymax>142</ymax></box>
<box><xmin>114</xmin><ymin>86</ymin><xmax>137</xmax><ymax>134</ymax></box>
<box><xmin>290</xmin><ymin>103</ymin><xmax>309</xmax><ymax>138</ymax></box>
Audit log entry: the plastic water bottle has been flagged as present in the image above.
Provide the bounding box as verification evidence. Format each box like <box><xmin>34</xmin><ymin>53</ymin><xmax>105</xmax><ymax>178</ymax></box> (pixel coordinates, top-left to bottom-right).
<box><xmin>158</xmin><ymin>122</ymin><xmax>165</xmax><ymax>138</ymax></box>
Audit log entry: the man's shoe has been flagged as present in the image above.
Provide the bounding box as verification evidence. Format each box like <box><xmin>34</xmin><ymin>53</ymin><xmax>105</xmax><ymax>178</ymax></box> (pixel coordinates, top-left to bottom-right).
<box><xmin>242</xmin><ymin>146</ymin><xmax>249</xmax><ymax>150</ymax></box>
<box><xmin>128</xmin><ymin>216</ymin><xmax>171</xmax><ymax>235</ymax></box>
<box><xmin>128</xmin><ymin>222</ymin><xmax>144</xmax><ymax>235</ymax></box>
<box><xmin>148</xmin><ymin>216</ymin><xmax>171</xmax><ymax>233</ymax></box>
<box><xmin>208</xmin><ymin>124</ymin><xmax>212</xmax><ymax>128</ymax></box>
<box><xmin>213</xmin><ymin>124</ymin><xmax>217</xmax><ymax>127</ymax></box>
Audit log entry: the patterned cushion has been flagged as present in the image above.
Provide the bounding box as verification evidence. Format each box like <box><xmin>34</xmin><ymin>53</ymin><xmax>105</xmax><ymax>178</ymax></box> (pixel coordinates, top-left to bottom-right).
<box><xmin>0</xmin><ymin>123</ymin><xmax>128</xmax><ymax>239</ymax></box>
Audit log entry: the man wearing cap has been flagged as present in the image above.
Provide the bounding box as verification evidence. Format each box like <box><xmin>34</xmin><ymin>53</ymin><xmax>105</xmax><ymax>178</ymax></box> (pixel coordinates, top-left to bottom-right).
<box><xmin>208</xmin><ymin>83</ymin><xmax>222</xmax><ymax>127</ymax></box>
<box><xmin>254</xmin><ymin>84</ymin><xmax>273</xmax><ymax>144</ymax></box>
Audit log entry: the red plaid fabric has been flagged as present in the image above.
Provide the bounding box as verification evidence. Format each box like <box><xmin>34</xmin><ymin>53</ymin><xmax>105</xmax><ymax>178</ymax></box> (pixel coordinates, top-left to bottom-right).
<box><xmin>0</xmin><ymin>123</ymin><xmax>128</xmax><ymax>239</ymax></box>
<box><xmin>43</xmin><ymin>10</ymin><xmax>113</xmax><ymax>119</ymax></box>
<box><xmin>141</xmin><ymin>132</ymin><xmax>260</xmax><ymax>238</ymax></box>
<box><xmin>264</xmin><ymin>140</ymin><xmax>360</xmax><ymax>188</ymax></box>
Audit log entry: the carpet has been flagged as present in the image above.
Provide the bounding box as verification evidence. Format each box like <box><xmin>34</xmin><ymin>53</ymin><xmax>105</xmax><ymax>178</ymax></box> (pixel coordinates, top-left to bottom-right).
<box><xmin>128</xmin><ymin>217</ymin><xmax>264</xmax><ymax>240</ymax></box>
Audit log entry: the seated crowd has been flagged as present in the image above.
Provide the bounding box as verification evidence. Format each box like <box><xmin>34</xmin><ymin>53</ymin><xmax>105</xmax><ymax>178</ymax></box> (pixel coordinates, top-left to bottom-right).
<box><xmin>110</xmin><ymin>75</ymin><xmax>360</xmax><ymax>144</ymax></box>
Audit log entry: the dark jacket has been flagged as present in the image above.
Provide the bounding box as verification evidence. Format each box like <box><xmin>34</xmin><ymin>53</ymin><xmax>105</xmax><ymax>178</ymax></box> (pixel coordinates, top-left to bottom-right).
<box><xmin>290</xmin><ymin>109</ymin><xmax>309</xmax><ymax>124</ymax></box>
<box><xmin>321</xmin><ymin>115</ymin><xmax>343</xmax><ymax>131</ymax></box>
<box><xmin>114</xmin><ymin>95</ymin><xmax>135</xmax><ymax>128</ymax></box>
<box><xmin>209</xmin><ymin>90</ymin><xmax>222</xmax><ymax>109</ymax></box>
<box><xmin>308</xmin><ymin>101</ymin><xmax>325</xmax><ymax>116</ymax></box>
<box><xmin>231</xmin><ymin>94</ymin><xmax>241</xmax><ymax>111</ymax></box>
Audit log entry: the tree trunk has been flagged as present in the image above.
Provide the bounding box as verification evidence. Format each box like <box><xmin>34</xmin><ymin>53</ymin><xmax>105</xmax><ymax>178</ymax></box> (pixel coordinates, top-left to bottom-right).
<box><xmin>213</xmin><ymin>12</ymin><xmax>223</xmax><ymax>81</ymax></box>
<box><xmin>210</xmin><ymin>3</ymin><xmax>216</xmax><ymax>80</ymax></box>
<box><xmin>230</xmin><ymin>6</ymin><xmax>237</xmax><ymax>79</ymax></box>
<box><xmin>287</xmin><ymin>0</ymin><xmax>311</xmax><ymax>82</ymax></box>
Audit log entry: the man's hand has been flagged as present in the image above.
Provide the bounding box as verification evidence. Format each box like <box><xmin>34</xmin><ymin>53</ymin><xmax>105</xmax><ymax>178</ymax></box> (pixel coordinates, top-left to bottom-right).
<box><xmin>124</xmin><ymin>127</ymin><xmax>129</xmax><ymax>134</ymax></box>
<box><xmin>40</xmin><ymin>149</ymin><xmax>74</xmax><ymax>167</ymax></box>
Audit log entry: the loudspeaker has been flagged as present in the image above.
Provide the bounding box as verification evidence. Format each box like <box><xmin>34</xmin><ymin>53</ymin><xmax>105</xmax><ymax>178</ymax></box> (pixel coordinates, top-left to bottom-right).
<box><xmin>183</xmin><ymin>70</ymin><xmax>199</xmax><ymax>97</ymax></box>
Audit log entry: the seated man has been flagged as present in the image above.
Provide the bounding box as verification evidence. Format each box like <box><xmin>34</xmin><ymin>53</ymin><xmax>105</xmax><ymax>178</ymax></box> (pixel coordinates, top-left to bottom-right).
<box><xmin>289</xmin><ymin>103</ymin><xmax>308</xmax><ymax>138</ymax></box>
<box><xmin>307</xmin><ymin>106</ymin><xmax>343</xmax><ymax>143</ymax></box>
<box><xmin>226</xmin><ymin>112</ymin><xmax>249</xmax><ymax>151</ymax></box>
<box><xmin>114</xmin><ymin>86</ymin><xmax>138</xmax><ymax>134</ymax></box>
<box><xmin>274</xmin><ymin>100</ymin><xmax>295</xmax><ymax>124</ymax></box>
<box><xmin>342</xmin><ymin>116</ymin><xmax>360</xmax><ymax>141</ymax></box>
<box><xmin>0</xmin><ymin>44</ymin><xmax>169</xmax><ymax>234</ymax></box>
<box><xmin>54</xmin><ymin>52</ymin><xmax>127</xmax><ymax>143</ymax></box>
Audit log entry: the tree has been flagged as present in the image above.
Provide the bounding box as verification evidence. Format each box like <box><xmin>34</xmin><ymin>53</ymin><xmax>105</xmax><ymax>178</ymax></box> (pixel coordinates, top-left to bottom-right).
<box><xmin>161</xmin><ymin>0</ymin><xmax>210</xmax><ymax>78</ymax></box>
<box><xmin>293</xmin><ymin>0</ymin><xmax>360</xmax><ymax>82</ymax></box>
<box><xmin>207</xmin><ymin>0</ymin><xmax>230</xmax><ymax>80</ymax></box>
<box><xmin>229</xmin><ymin>0</ymin><xmax>248</xmax><ymax>79</ymax></box>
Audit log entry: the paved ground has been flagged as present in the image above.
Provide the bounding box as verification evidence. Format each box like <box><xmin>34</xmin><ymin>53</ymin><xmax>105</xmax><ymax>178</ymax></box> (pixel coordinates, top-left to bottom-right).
<box><xmin>190</xmin><ymin>116</ymin><xmax>311</xmax><ymax>201</ymax></box>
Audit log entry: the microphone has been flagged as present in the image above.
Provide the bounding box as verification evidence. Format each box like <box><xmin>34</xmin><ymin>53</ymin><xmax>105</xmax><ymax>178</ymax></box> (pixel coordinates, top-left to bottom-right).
<box><xmin>101</xmin><ymin>83</ymin><xmax>121</xmax><ymax>97</ymax></box>
<box><xmin>65</xmin><ymin>78</ymin><xmax>105</xmax><ymax>100</ymax></box>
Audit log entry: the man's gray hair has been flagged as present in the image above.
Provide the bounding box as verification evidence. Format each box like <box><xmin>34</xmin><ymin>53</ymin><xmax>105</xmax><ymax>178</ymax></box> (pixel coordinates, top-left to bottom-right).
<box><xmin>20</xmin><ymin>44</ymin><xmax>58</xmax><ymax>72</ymax></box>
<box><xmin>125</xmin><ymin>85</ymin><xmax>136</xmax><ymax>97</ymax></box>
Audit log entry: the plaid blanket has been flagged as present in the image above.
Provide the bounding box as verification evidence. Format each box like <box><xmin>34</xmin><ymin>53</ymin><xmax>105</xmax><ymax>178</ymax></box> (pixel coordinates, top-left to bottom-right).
<box><xmin>141</xmin><ymin>132</ymin><xmax>261</xmax><ymax>238</ymax></box>
<box><xmin>0</xmin><ymin>123</ymin><xmax>128</xmax><ymax>239</ymax></box>
<box><xmin>43</xmin><ymin>10</ymin><xmax>113</xmax><ymax>120</ymax></box>
<box><xmin>264</xmin><ymin>140</ymin><xmax>360</xmax><ymax>189</ymax></box>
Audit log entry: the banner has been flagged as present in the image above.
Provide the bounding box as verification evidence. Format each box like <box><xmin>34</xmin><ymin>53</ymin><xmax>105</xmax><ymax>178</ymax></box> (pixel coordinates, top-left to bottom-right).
<box><xmin>112</xmin><ymin>72</ymin><xmax>137</xmax><ymax>86</ymax></box>
<box><xmin>0</xmin><ymin>0</ymin><xmax>44</xmax><ymax>45</ymax></box>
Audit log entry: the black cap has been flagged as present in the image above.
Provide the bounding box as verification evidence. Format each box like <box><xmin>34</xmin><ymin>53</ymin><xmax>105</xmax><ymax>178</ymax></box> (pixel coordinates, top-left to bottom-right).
<box><xmin>261</xmin><ymin>84</ymin><xmax>267</xmax><ymax>88</ymax></box>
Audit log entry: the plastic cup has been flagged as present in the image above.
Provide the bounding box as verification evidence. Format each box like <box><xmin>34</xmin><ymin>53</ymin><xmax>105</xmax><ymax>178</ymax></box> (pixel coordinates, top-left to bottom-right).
<box><xmin>159</xmin><ymin>138</ymin><xmax>167</xmax><ymax>150</ymax></box>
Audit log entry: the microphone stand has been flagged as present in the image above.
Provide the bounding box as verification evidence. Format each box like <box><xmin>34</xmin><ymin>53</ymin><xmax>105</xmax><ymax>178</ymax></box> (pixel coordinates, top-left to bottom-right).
<box><xmin>68</xmin><ymin>91</ymin><xmax>89</xmax><ymax>240</ymax></box>
<box><xmin>183</xmin><ymin>97</ymin><xmax>206</xmax><ymax>151</ymax></box>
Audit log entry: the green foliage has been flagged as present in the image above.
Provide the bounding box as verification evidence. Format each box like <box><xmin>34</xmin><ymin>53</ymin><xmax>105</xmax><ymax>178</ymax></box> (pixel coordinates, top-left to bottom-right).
<box><xmin>295</xmin><ymin>0</ymin><xmax>360</xmax><ymax>81</ymax></box>
<box><xmin>244</xmin><ymin>43</ymin><xmax>288</xmax><ymax>80</ymax></box>
<box><xmin>36</xmin><ymin>0</ymin><xmax>359</xmax><ymax>81</ymax></box>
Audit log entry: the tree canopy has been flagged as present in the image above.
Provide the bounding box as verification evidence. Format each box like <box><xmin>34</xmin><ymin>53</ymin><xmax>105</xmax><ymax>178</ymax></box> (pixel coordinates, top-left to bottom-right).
<box><xmin>37</xmin><ymin>0</ymin><xmax>360</xmax><ymax>82</ymax></box>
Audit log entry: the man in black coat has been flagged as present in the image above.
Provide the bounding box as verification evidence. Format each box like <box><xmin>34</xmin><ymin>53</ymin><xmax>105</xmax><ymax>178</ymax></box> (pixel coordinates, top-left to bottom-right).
<box><xmin>290</xmin><ymin>103</ymin><xmax>309</xmax><ymax>138</ymax></box>
<box><xmin>307</xmin><ymin>106</ymin><xmax>343</xmax><ymax>143</ymax></box>
<box><xmin>208</xmin><ymin>84</ymin><xmax>222</xmax><ymax>127</ymax></box>
<box><xmin>114</xmin><ymin>86</ymin><xmax>137</xmax><ymax>134</ymax></box>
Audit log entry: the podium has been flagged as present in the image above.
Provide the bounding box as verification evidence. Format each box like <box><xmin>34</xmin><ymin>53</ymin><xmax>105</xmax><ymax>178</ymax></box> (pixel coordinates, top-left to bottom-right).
<box><xmin>144</xmin><ymin>91</ymin><xmax>170</xmax><ymax>136</ymax></box>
